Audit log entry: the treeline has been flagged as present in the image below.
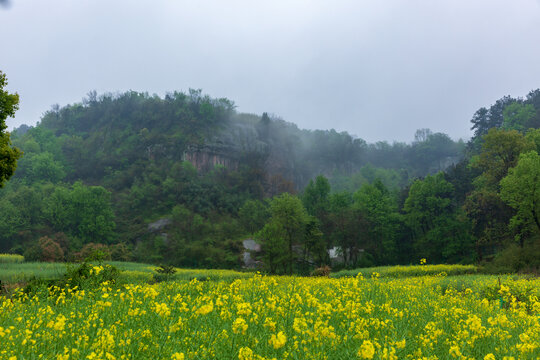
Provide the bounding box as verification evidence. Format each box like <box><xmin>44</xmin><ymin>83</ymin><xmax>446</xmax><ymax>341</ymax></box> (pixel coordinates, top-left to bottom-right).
<box><xmin>1</xmin><ymin>89</ymin><xmax>538</xmax><ymax>272</ymax></box>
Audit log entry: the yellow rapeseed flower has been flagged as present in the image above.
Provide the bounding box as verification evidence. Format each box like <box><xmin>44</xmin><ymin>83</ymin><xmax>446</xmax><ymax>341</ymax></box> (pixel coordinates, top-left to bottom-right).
<box><xmin>357</xmin><ymin>340</ymin><xmax>375</xmax><ymax>359</ymax></box>
<box><xmin>269</xmin><ymin>331</ymin><xmax>287</xmax><ymax>349</ymax></box>
<box><xmin>238</xmin><ymin>347</ymin><xmax>254</xmax><ymax>360</ymax></box>
<box><xmin>232</xmin><ymin>317</ymin><xmax>248</xmax><ymax>335</ymax></box>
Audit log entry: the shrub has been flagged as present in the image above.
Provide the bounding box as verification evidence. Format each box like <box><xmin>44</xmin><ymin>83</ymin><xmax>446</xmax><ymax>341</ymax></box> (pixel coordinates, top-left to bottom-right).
<box><xmin>74</xmin><ymin>243</ymin><xmax>112</xmax><ymax>262</ymax></box>
<box><xmin>110</xmin><ymin>242</ymin><xmax>132</xmax><ymax>261</ymax></box>
<box><xmin>64</xmin><ymin>261</ymin><xmax>120</xmax><ymax>289</ymax></box>
<box><xmin>23</xmin><ymin>244</ymin><xmax>42</xmax><ymax>262</ymax></box>
<box><xmin>39</xmin><ymin>237</ymin><xmax>64</xmax><ymax>262</ymax></box>
<box><xmin>311</xmin><ymin>265</ymin><xmax>331</xmax><ymax>277</ymax></box>
<box><xmin>23</xmin><ymin>237</ymin><xmax>64</xmax><ymax>262</ymax></box>
<box><xmin>152</xmin><ymin>264</ymin><xmax>177</xmax><ymax>283</ymax></box>
<box><xmin>481</xmin><ymin>241</ymin><xmax>540</xmax><ymax>274</ymax></box>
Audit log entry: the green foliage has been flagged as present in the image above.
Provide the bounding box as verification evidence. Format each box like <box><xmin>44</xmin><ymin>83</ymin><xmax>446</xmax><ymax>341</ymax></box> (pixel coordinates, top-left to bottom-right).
<box><xmin>502</xmin><ymin>101</ymin><xmax>536</xmax><ymax>132</ymax></box>
<box><xmin>500</xmin><ymin>150</ymin><xmax>540</xmax><ymax>240</ymax></box>
<box><xmin>152</xmin><ymin>264</ymin><xmax>177</xmax><ymax>283</ymax></box>
<box><xmin>23</xmin><ymin>237</ymin><xmax>64</xmax><ymax>263</ymax></box>
<box><xmin>354</xmin><ymin>179</ymin><xmax>400</xmax><ymax>264</ymax></box>
<box><xmin>63</xmin><ymin>261</ymin><xmax>120</xmax><ymax>290</ymax></box>
<box><xmin>471</xmin><ymin>128</ymin><xmax>529</xmax><ymax>188</ymax></box>
<box><xmin>481</xmin><ymin>241</ymin><xmax>540</xmax><ymax>274</ymax></box>
<box><xmin>76</xmin><ymin>243</ymin><xmax>112</xmax><ymax>262</ymax></box>
<box><xmin>330</xmin><ymin>165</ymin><xmax>408</xmax><ymax>193</ymax></box>
<box><xmin>14</xmin><ymin>151</ymin><xmax>65</xmax><ymax>184</ymax></box>
<box><xmin>302</xmin><ymin>175</ymin><xmax>330</xmax><ymax>217</ymax></box>
<box><xmin>238</xmin><ymin>199</ymin><xmax>269</xmax><ymax>234</ymax></box>
<box><xmin>404</xmin><ymin>173</ymin><xmax>474</xmax><ymax>263</ymax></box>
<box><xmin>257</xmin><ymin>193</ymin><xmax>311</xmax><ymax>274</ymax></box>
<box><xmin>4</xmin><ymin>87</ymin><xmax>540</xmax><ymax>273</ymax></box>
<box><xmin>0</xmin><ymin>71</ymin><xmax>23</xmax><ymax>188</ymax></box>
<box><xmin>45</xmin><ymin>181</ymin><xmax>116</xmax><ymax>244</ymax></box>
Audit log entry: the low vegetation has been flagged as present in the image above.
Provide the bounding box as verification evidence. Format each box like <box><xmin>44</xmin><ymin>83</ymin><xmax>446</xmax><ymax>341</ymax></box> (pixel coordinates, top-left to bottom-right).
<box><xmin>1</xmin><ymin>264</ymin><xmax>538</xmax><ymax>359</ymax></box>
<box><xmin>0</xmin><ymin>254</ymin><xmax>24</xmax><ymax>264</ymax></box>
<box><xmin>331</xmin><ymin>263</ymin><xmax>478</xmax><ymax>279</ymax></box>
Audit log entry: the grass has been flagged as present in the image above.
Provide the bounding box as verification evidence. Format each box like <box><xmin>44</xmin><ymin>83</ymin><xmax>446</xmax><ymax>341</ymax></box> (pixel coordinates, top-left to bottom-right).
<box><xmin>0</xmin><ymin>261</ymin><xmax>253</xmax><ymax>285</ymax></box>
<box><xmin>331</xmin><ymin>263</ymin><xmax>478</xmax><ymax>278</ymax></box>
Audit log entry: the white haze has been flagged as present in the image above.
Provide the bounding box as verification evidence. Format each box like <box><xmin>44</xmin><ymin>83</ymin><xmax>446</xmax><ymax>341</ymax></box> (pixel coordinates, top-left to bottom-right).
<box><xmin>2</xmin><ymin>0</ymin><xmax>540</xmax><ymax>142</ymax></box>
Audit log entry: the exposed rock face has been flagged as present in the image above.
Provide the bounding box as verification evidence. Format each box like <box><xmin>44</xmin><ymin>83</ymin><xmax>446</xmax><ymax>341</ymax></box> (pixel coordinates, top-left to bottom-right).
<box><xmin>147</xmin><ymin>218</ymin><xmax>171</xmax><ymax>245</ymax></box>
<box><xmin>242</xmin><ymin>239</ymin><xmax>262</xmax><ymax>268</ymax></box>
<box><xmin>182</xmin><ymin>121</ymin><xmax>267</xmax><ymax>173</ymax></box>
<box><xmin>147</xmin><ymin>218</ymin><xmax>171</xmax><ymax>232</ymax></box>
<box><xmin>183</xmin><ymin>144</ymin><xmax>239</xmax><ymax>172</ymax></box>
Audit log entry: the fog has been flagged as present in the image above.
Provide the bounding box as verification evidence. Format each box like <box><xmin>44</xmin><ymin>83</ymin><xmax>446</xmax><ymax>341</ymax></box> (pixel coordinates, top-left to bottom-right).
<box><xmin>2</xmin><ymin>0</ymin><xmax>540</xmax><ymax>142</ymax></box>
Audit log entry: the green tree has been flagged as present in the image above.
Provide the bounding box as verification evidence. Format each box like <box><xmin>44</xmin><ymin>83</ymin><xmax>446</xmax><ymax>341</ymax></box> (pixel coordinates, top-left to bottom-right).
<box><xmin>45</xmin><ymin>181</ymin><xmax>116</xmax><ymax>244</ymax></box>
<box><xmin>328</xmin><ymin>192</ymin><xmax>366</xmax><ymax>267</ymax></box>
<box><xmin>404</xmin><ymin>173</ymin><xmax>474</xmax><ymax>262</ymax></box>
<box><xmin>502</xmin><ymin>102</ymin><xmax>536</xmax><ymax>132</ymax></box>
<box><xmin>0</xmin><ymin>71</ymin><xmax>22</xmax><ymax>187</ymax></box>
<box><xmin>257</xmin><ymin>193</ymin><xmax>309</xmax><ymax>274</ymax></box>
<box><xmin>500</xmin><ymin>151</ymin><xmax>540</xmax><ymax>245</ymax></box>
<box><xmin>465</xmin><ymin>128</ymin><xmax>531</xmax><ymax>258</ymax></box>
<box><xmin>0</xmin><ymin>199</ymin><xmax>25</xmax><ymax>251</ymax></box>
<box><xmin>15</xmin><ymin>152</ymin><xmax>65</xmax><ymax>184</ymax></box>
<box><xmin>302</xmin><ymin>175</ymin><xmax>330</xmax><ymax>217</ymax></box>
<box><xmin>238</xmin><ymin>199</ymin><xmax>269</xmax><ymax>234</ymax></box>
<box><xmin>353</xmin><ymin>179</ymin><xmax>400</xmax><ymax>264</ymax></box>
<box><xmin>471</xmin><ymin>128</ymin><xmax>529</xmax><ymax>189</ymax></box>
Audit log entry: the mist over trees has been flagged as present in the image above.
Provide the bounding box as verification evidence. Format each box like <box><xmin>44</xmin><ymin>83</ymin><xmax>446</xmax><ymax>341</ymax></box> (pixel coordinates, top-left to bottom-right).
<box><xmin>0</xmin><ymin>88</ymin><xmax>539</xmax><ymax>272</ymax></box>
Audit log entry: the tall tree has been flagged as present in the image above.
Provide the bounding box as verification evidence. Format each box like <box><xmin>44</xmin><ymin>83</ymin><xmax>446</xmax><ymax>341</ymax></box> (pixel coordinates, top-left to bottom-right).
<box><xmin>257</xmin><ymin>193</ymin><xmax>309</xmax><ymax>274</ymax></box>
<box><xmin>0</xmin><ymin>71</ymin><xmax>22</xmax><ymax>187</ymax></box>
<box><xmin>404</xmin><ymin>173</ymin><xmax>474</xmax><ymax>262</ymax></box>
<box><xmin>500</xmin><ymin>151</ymin><xmax>540</xmax><ymax>245</ymax></box>
<box><xmin>353</xmin><ymin>179</ymin><xmax>400</xmax><ymax>264</ymax></box>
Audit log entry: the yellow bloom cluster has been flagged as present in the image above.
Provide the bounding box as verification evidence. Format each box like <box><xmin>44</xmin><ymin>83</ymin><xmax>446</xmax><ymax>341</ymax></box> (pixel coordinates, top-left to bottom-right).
<box><xmin>0</xmin><ymin>271</ymin><xmax>538</xmax><ymax>359</ymax></box>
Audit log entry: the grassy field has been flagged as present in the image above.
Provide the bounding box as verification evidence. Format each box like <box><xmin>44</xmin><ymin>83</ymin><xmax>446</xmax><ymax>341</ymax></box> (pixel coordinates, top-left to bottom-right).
<box><xmin>1</xmin><ymin>262</ymin><xmax>539</xmax><ymax>359</ymax></box>
<box><xmin>0</xmin><ymin>261</ymin><xmax>252</xmax><ymax>284</ymax></box>
<box><xmin>331</xmin><ymin>264</ymin><xmax>478</xmax><ymax>278</ymax></box>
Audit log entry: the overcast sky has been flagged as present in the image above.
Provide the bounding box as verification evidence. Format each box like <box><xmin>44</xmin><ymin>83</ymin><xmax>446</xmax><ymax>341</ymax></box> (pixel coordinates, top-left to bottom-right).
<box><xmin>2</xmin><ymin>0</ymin><xmax>540</xmax><ymax>143</ymax></box>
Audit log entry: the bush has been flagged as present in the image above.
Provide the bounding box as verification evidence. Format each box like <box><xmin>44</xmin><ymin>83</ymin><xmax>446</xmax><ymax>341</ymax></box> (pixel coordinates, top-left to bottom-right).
<box><xmin>39</xmin><ymin>237</ymin><xmax>64</xmax><ymax>262</ymax></box>
<box><xmin>74</xmin><ymin>243</ymin><xmax>112</xmax><ymax>262</ymax></box>
<box><xmin>22</xmin><ymin>237</ymin><xmax>64</xmax><ymax>262</ymax></box>
<box><xmin>64</xmin><ymin>261</ymin><xmax>120</xmax><ymax>289</ymax></box>
<box><xmin>21</xmin><ymin>261</ymin><xmax>121</xmax><ymax>299</ymax></box>
<box><xmin>110</xmin><ymin>243</ymin><xmax>132</xmax><ymax>261</ymax></box>
<box><xmin>311</xmin><ymin>265</ymin><xmax>331</xmax><ymax>277</ymax></box>
<box><xmin>152</xmin><ymin>264</ymin><xmax>177</xmax><ymax>283</ymax></box>
<box><xmin>481</xmin><ymin>241</ymin><xmax>540</xmax><ymax>274</ymax></box>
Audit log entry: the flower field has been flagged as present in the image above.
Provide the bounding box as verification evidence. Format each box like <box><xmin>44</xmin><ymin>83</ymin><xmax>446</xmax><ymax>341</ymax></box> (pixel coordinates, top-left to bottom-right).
<box><xmin>1</xmin><ymin>268</ymin><xmax>539</xmax><ymax>359</ymax></box>
<box><xmin>0</xmin><ymin>254</ymin><xmax>25</xmax><ymax>264</ymax></box>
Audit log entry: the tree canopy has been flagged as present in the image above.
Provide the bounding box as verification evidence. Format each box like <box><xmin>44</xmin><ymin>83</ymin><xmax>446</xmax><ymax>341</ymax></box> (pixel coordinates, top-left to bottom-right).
<box><xmin>0</xmin><ymin>70</ymin><xmax>22</xmax><ymax>187</ymax></box>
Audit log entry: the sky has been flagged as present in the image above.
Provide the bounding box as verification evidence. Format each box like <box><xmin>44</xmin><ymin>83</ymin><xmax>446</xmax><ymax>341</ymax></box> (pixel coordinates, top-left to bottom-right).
<box><xmin>2</xmin><ymin>0</ymin><xmax>540</xmax><ymax>143</ymax></box>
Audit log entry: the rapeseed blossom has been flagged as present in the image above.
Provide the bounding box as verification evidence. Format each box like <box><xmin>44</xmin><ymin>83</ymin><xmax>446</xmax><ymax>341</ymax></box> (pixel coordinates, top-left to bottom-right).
<box><xmin>268</xmin><ymin>331</ymin><xmax>287</xmax><ymax>349</ymax></box>
<box><xmin>358</xmin><ymin>340</ymin><xmax>376</xmax><ymax>359</ymax></box>
<box><xmin>0</xmin><ymin>267</ymin><xmax>538</xmax><ymax>359</ymax></box>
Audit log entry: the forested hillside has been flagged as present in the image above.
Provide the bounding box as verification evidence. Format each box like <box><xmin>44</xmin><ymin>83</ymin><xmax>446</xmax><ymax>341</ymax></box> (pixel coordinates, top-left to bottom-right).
<box><xmin>1</xmin><ymin>89</ymin><xmax>539</xmax><ymax>272</ymax></box>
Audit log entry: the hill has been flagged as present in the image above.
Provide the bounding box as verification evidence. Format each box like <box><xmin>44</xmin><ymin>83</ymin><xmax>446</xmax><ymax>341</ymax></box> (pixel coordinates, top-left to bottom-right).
<box><xmin>1</xmin><ymin>89</ymin><xmax>539</xmax><ymax>271</ymax></box>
